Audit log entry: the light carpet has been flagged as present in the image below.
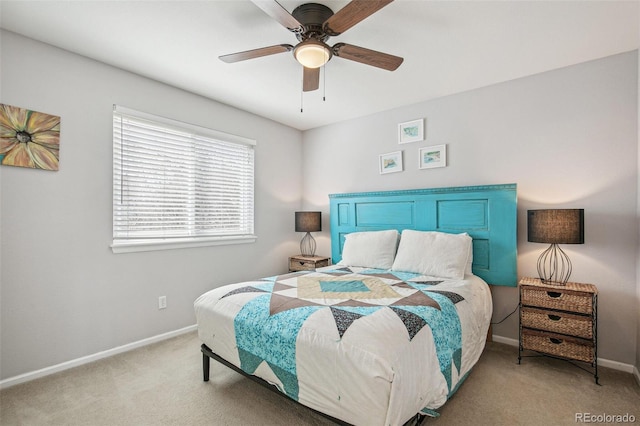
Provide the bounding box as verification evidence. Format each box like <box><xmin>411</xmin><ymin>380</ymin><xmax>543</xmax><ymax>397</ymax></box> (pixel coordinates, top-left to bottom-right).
<box><xmin>1</xmin><ymin>331</ymin><xmax>638</xmax><ymax>425</ymax></box>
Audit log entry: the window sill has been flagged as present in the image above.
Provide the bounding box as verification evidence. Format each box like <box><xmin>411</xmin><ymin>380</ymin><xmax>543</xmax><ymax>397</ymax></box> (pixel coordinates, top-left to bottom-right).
<box><xmin>111</xmin><ymin>235</ymin><xmax>257</xmax><ymax>254</ymax></box>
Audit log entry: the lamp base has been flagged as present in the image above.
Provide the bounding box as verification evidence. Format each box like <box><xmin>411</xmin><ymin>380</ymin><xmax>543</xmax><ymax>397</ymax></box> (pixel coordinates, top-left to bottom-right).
<box><xmin>537</xmin><ymin>243</ymin><xmax>572</xmax><ymax>285</ymax></box>
<box><xmin>300</xmin><ymin>232</ymin><xmax>316</xmax><ymax>257</ymax></box>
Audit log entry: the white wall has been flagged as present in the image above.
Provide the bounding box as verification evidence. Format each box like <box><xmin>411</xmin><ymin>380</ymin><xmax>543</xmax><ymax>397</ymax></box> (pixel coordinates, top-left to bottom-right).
<box><xmin>0</xmin><ymin>31</ymin><xmax>303</xmax><ymax>380</ymax></box>
<box><xmin>302</xmin><ymin>51</ymin><xmax>639</xmax><ymax>365</ymax></box>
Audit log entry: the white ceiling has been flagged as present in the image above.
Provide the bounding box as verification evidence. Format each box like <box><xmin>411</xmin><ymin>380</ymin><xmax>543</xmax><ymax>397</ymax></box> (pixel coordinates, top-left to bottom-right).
<box><xmin>1</xmin><ymin>1</ymin><xmax>638</xmax><ymax>131</ymax></box>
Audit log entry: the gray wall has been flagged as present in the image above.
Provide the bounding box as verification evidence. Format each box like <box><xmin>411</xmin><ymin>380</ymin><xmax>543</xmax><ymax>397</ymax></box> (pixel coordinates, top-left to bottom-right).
<box><xmin>302</xmin><ymin>51</ymin><xmax>639</xmax><ymax>365</ymax></box>
<box><xmin>0</xmin><ymin>31</ymin><xmax>303</xmax><ymax>380</ymax></box>
<box><xmin>1</xmin><ymin>29</ymin><xmax>638</xmax><ymax>381</ymax></box>
<box><xmin>637</xmin><ymin>47</ymin><xmax>640</xmax><ymax>379</ymax></box>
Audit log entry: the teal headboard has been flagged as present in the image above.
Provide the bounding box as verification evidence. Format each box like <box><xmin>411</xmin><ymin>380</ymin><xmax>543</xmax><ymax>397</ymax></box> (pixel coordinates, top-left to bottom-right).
<box><xmin>329</xmin><ymin>184</ymin><xmax>517</xmax><ymax>286</ymax></box>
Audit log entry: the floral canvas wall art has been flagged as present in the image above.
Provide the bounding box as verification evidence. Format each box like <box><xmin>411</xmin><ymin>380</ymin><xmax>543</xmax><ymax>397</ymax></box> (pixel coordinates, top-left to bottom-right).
<box><xmin>0</xmin><ymin>104</ymin><xmax>60</xmax><ymax>171</ymax></box>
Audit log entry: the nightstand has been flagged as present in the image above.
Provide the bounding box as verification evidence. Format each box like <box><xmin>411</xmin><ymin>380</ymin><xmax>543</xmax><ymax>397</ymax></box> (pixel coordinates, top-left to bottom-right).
<box><xmin>288</xmin><ymin>255</ymin><xmax>330</xmax><ymax>272</ymax></box>
<box><xmin>518</xmin><ymin>277</ymin><xmax>598</xmax><ymax>384</ymax></box>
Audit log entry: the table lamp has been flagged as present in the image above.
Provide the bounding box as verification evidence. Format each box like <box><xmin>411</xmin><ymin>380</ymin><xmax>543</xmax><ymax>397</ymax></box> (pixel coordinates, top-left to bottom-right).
<box><xmin>295</xmin><ymin>211</ymin><xmax>321</xmax><ymax>257</ymax></box>
<box><xmin>527</xmin><ymin>209</ymin><xmax>584</xmax><ymax>285</ymax></box>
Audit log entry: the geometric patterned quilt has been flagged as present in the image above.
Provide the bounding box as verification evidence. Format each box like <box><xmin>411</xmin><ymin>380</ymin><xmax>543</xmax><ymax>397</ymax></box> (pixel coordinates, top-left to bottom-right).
<box><xmin>224</xmin><ymin>267</ymin><xmax>464</xmax><ymax>400</ymax></box>
<box><xmin>195</xmin><ymin>266</ymin><xmax>492</xmax><ymax>425</ymax></box>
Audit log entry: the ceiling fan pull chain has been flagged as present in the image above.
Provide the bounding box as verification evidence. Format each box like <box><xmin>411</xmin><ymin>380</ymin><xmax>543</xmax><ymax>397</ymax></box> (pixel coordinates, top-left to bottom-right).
<box><xmin>323</xmin><ymin>64</ymin><xmax>326</xmax><ymax>102</ymax></box>
<box><xmin>300</xmin><ymin>85</ymin><xmax>304</xmax><ymax>113</ymax></box>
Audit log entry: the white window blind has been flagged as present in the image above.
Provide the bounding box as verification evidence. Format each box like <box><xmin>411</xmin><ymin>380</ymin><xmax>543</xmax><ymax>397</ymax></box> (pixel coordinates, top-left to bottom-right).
<box><xmin>112</xmin><ymin>106</ymin><xmax>256</xmax><ymax>253</ymax></box>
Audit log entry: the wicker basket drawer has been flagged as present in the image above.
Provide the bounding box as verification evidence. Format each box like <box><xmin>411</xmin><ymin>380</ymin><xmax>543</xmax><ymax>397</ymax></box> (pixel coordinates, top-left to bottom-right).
<box><xmin>522</xmin><ymin>329</ymin><xmax>594</xmax><ymax>363</ymax></box>
<box><xmin>521</xmin><ymin>307</ymin><xmax>593</xmax><ymax>339</ymax></box>
<box><xmin>521</xmin><ymin>286</ymin><xmax>593</xmax><ymax>314</ymax></box>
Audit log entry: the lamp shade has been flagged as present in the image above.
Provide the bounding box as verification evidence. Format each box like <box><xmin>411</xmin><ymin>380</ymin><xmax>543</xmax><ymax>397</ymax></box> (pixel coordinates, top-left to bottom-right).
<box><xmin>528</xmin><ymin>209</ymin><xmax>584</xmax><ymax>244</ymax></box>
<box><xmin>295</xmin><ymin>211</ymin><xmax>321</xmax><ymax>233</ymax></box>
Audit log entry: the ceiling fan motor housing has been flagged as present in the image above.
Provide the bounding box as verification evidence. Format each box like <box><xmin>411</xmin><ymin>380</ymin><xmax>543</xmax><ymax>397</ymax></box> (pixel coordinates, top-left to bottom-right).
<box><xmin>292</xmin><ymin>3</ymin><xmax>334</xmax><ymax>42</ymax></box>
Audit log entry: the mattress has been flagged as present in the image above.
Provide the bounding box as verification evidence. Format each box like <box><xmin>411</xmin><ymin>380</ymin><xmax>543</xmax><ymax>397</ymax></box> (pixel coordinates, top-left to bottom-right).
<box><xmin>194</xmin><ymin>265</ymin><xmax>492</xmax><ymax>425</ymax></box>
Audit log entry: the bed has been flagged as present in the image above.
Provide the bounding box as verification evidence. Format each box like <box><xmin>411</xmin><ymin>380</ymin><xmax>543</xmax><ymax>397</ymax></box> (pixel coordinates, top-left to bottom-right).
<box><xmin>195</xmin><ymin>184</ymin><xmax>517</xmax><ymax>425</ymax></box>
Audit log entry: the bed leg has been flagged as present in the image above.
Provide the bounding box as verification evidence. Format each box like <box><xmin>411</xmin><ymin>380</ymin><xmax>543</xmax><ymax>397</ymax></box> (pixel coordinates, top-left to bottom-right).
<box><xmin>201</xmin><ymin>346</ymin><xmax>210</xmax><ymax>382</ymax></box>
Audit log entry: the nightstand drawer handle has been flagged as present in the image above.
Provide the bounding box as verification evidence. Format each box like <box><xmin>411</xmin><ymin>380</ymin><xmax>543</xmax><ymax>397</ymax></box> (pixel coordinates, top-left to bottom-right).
<box><xmin>548</xmin><ymin>314</ymin><xmax>562</xmax><ymax>321</ymax></box>
<box><xmin>299</xmin><ymin>262</ymin><xmax>305</xmax><ymax>265</ymax></box>
<box><xmin>549</xmin><ymin>338</ymin><xmax>563</xmax><ymax>344</ymax></box>
<box><xmin>547</xmin><ymin>291</ymin><xmax>562</xmax><ymax>298</ymax></box>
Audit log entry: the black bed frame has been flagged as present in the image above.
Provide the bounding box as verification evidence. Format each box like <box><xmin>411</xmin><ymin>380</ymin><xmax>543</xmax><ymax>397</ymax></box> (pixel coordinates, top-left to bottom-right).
<box><xmin>201</xmin><ymin>344</ymin><xmax>426</xmax><ymax>426</ymax></box>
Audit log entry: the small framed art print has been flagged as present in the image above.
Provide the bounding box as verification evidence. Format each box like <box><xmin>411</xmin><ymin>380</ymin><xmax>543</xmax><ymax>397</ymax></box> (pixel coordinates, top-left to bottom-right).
<box><xmin>379</xmin><ymin>151</ymin><xmax>403</xmax><ymax>174</ymax></box>
<box><xmin>398</xmin><ymin>119</ymin><xmax>424</xmax><ymax>144</ymax></box>
<box><xmin>419</xmin><ymin>144</ymin><xmax>446</xmax><ymax>169</ymax></box>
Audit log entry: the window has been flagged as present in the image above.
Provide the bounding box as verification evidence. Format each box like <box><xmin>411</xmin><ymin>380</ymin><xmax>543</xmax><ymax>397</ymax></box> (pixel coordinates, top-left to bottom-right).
<box><xmin>112</xmin><ymin>106</ymin><xmax>256</xmax><ymax>253</ymax></box>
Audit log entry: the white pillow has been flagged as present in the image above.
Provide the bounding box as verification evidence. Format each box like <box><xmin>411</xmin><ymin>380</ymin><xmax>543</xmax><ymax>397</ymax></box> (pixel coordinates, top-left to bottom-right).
<box><xmin>339</xmin><ymin>230</ymin><xmax>399</xmax><ymax>269</ymax></box>
<box><xmin>465</xmin><ymin>234</ymin><xmax>473</xmax><ymax>274</ymax></box>
<box><xmin>391</xmin><ymin>230</ymin><xmax>472</xmax><ymax>280</ymax></box>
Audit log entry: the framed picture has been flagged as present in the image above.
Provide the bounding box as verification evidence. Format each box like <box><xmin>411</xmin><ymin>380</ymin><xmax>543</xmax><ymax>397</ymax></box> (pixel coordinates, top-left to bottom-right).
<box><xmin>419</xmin><ymin>144</ymin><xmax>447</xmax><ymax>169</ymax></box>
<box><xmin>398</xmin><ymin>119</ymin><xmax>424</xmax><ymax>144</ymax></box>
<box><xmin>379</xmin><ymin>151</ymin><xmax>403</xmax><ymax>174</ymax></box>
<box><xmin>0</xmin><ymin>103</ymin><xmax>60</xmax><ymax>171</ymax></box>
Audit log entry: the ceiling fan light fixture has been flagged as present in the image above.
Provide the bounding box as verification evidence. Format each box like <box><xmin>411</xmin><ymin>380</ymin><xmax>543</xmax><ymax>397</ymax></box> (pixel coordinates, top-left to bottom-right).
<box><xmin>294</xmin><ymin>39</ymin><xmax>331</xmax><ymax>68</ymax></box>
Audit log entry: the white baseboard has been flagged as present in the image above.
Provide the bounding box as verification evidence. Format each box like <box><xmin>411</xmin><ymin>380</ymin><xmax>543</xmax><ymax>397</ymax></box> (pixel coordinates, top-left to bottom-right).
<box><xmin>2</xmin><ymin>328</ymin><xmax>636</xmax><ymax>390</ymax></box>
<box><xmin>492</xmin><ymin>334</ymin><xmax>519</xmax><ymax>347</ymax></box>
<box><xmin>0</xmin><ymin>324</ymin><xmax>197</xmax><ymax>390</ymax></box>
<box><xmin>491</xmin><ymin>334</ymin><xmax>637</xmax><ymax>374</ymax></box>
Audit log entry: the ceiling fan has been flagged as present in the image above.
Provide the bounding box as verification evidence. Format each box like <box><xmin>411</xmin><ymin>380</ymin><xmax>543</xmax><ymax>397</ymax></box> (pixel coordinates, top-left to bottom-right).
<box><xmin>220</xmin><ymin>0</ymin><xmax>403</xmax><ymax>92</ymax></box>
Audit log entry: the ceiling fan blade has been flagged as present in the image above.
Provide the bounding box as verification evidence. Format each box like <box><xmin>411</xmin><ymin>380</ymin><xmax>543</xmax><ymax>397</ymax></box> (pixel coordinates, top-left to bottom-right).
<box><xmin>333</xmin><ymin>43</ymin><xmax>403</xmax><ymax>71</ymax></box>
<box><xmin>251</xmin><ymin>0</ymin><xmax>303</xmax><ymax>33</ymax></box>
<box><xmin>303</xmin><ymin>67</ymin><xmax>320</xmax><ymax>92</ymax></box>
<box><xmin>323</xmin><ymin>0</ymin><xmax>394</xmax><ymax>36</ymax></box>
<box><xmin>219</xmin><ymin>44</ymin><xmax>293</xmax><ymax>63</ymax></box>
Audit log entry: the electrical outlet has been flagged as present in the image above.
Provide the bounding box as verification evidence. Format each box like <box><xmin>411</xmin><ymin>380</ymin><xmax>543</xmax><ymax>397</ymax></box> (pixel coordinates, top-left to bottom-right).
<box><xmin>158</xmin><ymin>296</ymin><xmax>167</xmax><ymax>310</ymax></box>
